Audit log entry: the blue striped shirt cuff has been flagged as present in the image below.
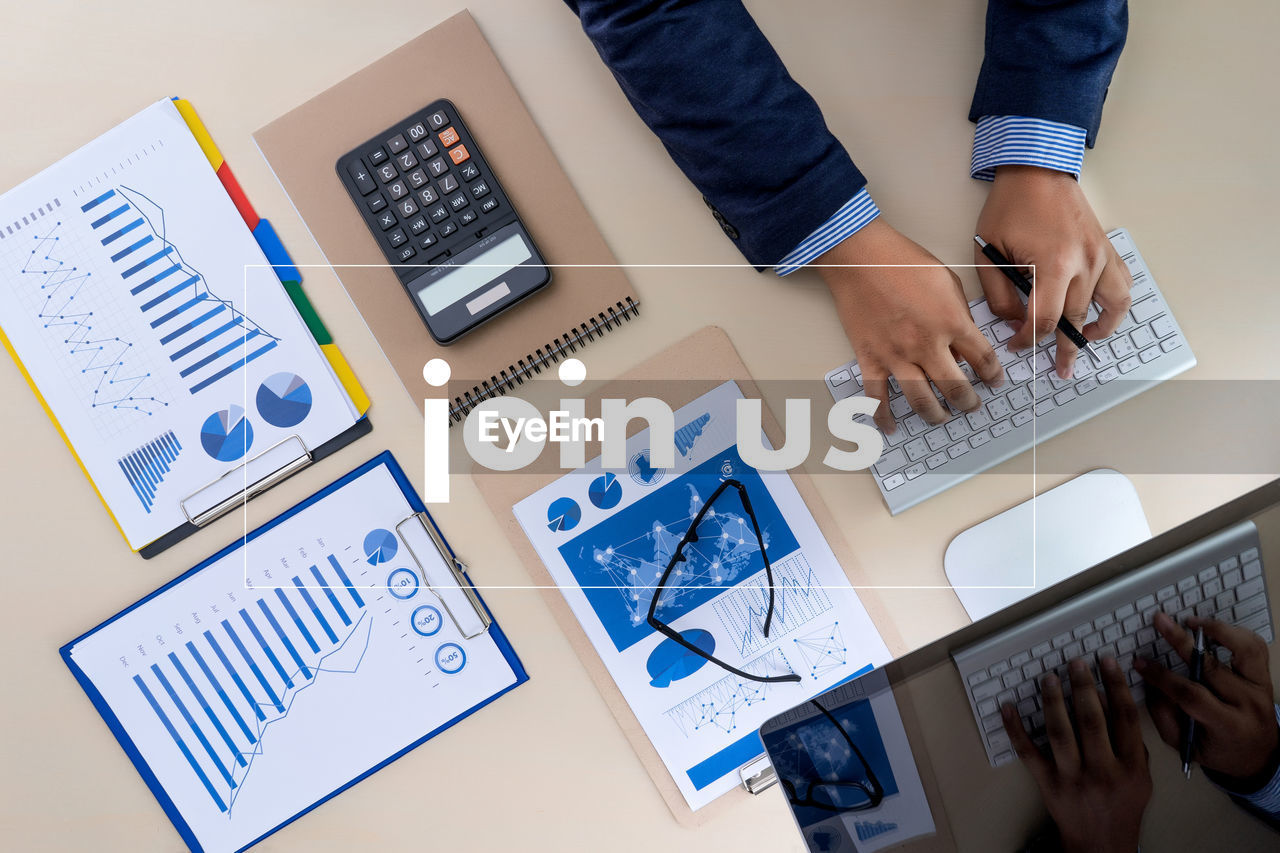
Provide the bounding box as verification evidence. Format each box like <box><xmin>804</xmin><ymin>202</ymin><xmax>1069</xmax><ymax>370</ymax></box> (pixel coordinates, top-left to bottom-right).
<box><xmin>971</xmin><ymin>115</ymin><xmax>1087</xmax><ymax>182</ymax></box>
<box><xmin>1233</xmin><ymin>705</ymin><xmax>1280</xmax><ymax>817</ymax></box>
<box><xmin>775</xmin><ymin>188</ymin><xmax>880</xmax><ymax>276</ymax></box>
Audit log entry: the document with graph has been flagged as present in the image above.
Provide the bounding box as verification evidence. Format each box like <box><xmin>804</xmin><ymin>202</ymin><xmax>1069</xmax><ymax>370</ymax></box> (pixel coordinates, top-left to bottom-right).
<box><xmin>513</xmin><ymin>381</ymin><xmax>890</xmax><ymax>810</ymax></box>
<box><xmin>62</xmin><ymin>453</ymin><xmax>526</xmax><ymax>853</ymax></box>
<box><xmin>0</xmin><ymin>98</ymin><xmax>361</xmax><ymax>550</ymax></box>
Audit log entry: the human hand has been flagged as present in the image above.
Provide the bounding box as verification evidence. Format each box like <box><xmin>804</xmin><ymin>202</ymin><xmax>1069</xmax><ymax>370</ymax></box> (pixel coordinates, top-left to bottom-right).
<box><xmin>1002</xmin><ymin>658</ymin><xmax>1151</xmax><ymax>853</ymax></box>
<box><xmin>817</xmin><ymin>219</ymin><xmax>1004</xmax><ymax>433</ymax></box>
<box><xmin>1137</xmin><ymin>613</ymin><xmax>1280</xmax><ymax>787</ymax></box>
<box><xmin>974</xmin><ymin>165</ymin><xmax>1132</xmax><ymax>379</ymax></box>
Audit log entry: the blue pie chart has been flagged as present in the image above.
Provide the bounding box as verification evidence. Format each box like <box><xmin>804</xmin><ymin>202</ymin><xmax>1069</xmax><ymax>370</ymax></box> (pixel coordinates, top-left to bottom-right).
<box><xmin>546</xmin><ymin>497</ymin><xmax>581</xmax><ymax>532</ymax></box>
<box><xmin>200</xmin><ymin>405</ymin><xmax>254</xmax><ymax>462</ymax></box>
<box><xmin>256</xmin><ymin>372</ymin><xmax>313</xmax><ymax>428</ymax></box>
<box><xmin>363</xmin><ymin>528</ymin><xmax>398</xmax><ymax>565</ymax></box>
<box><xmin>588</xmin><ymin>472</ymin><xmax>622</xmax><ymax>510</ymax></box>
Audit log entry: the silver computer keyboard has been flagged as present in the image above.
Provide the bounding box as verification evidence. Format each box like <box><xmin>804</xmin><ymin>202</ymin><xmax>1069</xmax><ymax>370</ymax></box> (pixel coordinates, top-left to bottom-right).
<box><xmin>824</xmin><ymin>229</ymin><xmax>1197</xmax><ymax>515</ymax></box>
<box><xmin>953</xmin><ymin>520</ymin><xmax>1271</xmax><ymax>767</ymax></box>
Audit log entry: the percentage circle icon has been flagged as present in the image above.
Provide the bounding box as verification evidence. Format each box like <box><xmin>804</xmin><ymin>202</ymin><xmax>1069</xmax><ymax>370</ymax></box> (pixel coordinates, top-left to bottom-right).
<box><xmin>435</xmin><ymin>642</ymin><xmax>467</xmax><ymax>674</ymax></box>
<box><xmin>411</xmin><ymin>605</ymin><xmax>443</xmax><ymax>637</ymax></box>
<box><xmin>386</xmin><ymin>568</ymin><xmax>419</xmax><ymax>600</ymax></box>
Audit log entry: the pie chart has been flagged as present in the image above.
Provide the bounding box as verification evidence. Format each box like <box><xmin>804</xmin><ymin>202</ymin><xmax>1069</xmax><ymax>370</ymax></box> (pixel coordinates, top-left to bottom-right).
<box><xmin>363</xmin><ymin>528</ymin><xmax>398</xmax><ymax>565</ymax></box>
<box><xmin>256</xmin><ymin>372</ymin><xmax>313</xmax><ymax>428</ymax></box>
<box><xmin>588</xmin><ymin>472</ymin><xmax>622</xmax><ymax>509</ymax></box>
<box><xmin>200</xmin><ymin>405</ymin><xmax>254</xmax><ymax>462</ymax></box>
<box><xmin>546</xmin><ymin>497</ymin><xmax>581</xmax><ymax>532</ymax></box>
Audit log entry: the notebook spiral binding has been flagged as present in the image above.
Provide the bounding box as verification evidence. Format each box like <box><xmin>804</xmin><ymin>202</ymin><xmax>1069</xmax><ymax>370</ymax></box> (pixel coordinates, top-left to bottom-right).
<box><xmin>447</xmin><ymin>296</ymin><xmax>640</xmax><ymax>423</ymax></box>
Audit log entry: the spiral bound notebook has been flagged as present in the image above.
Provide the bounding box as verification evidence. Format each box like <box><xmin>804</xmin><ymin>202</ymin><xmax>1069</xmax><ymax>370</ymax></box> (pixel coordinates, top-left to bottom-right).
<box><xmin>254</xmin><ymin>11</ymin><xmax>639</xmax><ymax>421</ymax></box>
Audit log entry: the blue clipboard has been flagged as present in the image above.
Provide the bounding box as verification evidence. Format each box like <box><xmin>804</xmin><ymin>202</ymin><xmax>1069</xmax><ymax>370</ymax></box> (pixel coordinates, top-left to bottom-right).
<box><xmin>60</xmin><ymin>450</ymin><xmax>528</xmax><ymax>852</ymax></box>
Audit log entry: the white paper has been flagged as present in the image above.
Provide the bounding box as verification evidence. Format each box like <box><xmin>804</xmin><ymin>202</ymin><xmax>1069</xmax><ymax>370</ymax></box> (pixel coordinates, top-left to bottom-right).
<box><xmin>0</xmin><ymin>99</ymin><xmax>358</xmax><ymax>549</ymax></box>
<box><xmin>68</xmin><ymin>462</ymin><xmax>519</xmax><ymax>853</ymax></box>
<box><xmin>513</xmin><ymin>381</ymin><xmax>891</xmax><ymax>810</ymax></box>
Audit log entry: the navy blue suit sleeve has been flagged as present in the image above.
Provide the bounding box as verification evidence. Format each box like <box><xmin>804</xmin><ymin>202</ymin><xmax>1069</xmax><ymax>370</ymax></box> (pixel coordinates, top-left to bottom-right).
<box><xmin>970</xmin><ymin>0</ymin><xmax>1128</xmax><ymax>147</ymax></box>
<box><xmin>564</xmin><ymin>0</ymin><xmax>866</xmax><ymax>267</ymax></box>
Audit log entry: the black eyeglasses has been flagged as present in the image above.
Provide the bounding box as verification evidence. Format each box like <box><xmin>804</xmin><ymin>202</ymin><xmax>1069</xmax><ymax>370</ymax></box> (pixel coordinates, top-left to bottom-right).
<box><xmin>780</xmin><ymin>698</ymin><xmax>885</xmax><ymax>812</ymax></box>
<box><xmin>646</xmin><ymin>478</ymin><xmax>801</xmax><ymax>684</ymax></box>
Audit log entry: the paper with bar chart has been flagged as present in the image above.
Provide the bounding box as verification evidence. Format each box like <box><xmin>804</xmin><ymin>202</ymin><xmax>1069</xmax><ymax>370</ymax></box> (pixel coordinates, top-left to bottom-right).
<box><xmin>0</xmin><ymin>99</ymin><xmax>359</xmax><ymax>549</ymax></box>
<box><xmin>64</xmin><ymin>459</ymin><xmax>521</xmax><ymax>853</ymax></box>
<box><xmin>514</xmin><ymin>381</ymin><xmax>890</xmax><ymax>810</ymax></box>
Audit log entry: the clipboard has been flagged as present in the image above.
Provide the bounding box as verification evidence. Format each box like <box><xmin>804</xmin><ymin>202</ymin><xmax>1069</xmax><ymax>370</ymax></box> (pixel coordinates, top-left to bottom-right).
<box><xmin>135</xmin><ymin>99</ymin><xmax>373</xmax><ymax>558</ymax></box>
<box><xmin>61</xmin><ymin>451</ymin><xmax>525</xmax><ymax>853</ymax></box>
<box><xmin>473</xmin><ymin>325</ymin><xmax>906</xmax><ymax>825</ymax></box>
<box><xmin>254</xmin><ymin>11</ymin><xmax>639</xmax><ymax>423</ymax></box>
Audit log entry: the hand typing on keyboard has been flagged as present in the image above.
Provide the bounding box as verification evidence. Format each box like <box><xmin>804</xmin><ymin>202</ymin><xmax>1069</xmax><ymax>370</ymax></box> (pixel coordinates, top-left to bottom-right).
<box><xmin>1137</xmin><ymin>614</ymin><xmax>1280</xmax><ymax>790</ymax></box>
<box><xmin>975</xmin><ymin>166</ymin><xmax>1134</xmax><ymax>380</ymax></box>
<box><xmin>1001</xmin><ymin>657</ymin><xmax>1152</xmax><ymax>853</ymax></box>
<box><xmin>816</xmin><ymin>219</ymin><xmax>1006</xmax><ymax>433</ymax></box>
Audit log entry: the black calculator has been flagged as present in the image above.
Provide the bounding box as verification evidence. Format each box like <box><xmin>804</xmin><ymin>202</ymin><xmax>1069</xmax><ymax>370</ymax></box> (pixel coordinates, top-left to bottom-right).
<box><xmin>336</xmin><ymin>99</ymin><xmax>551</xmax><ymax>345</ymax></box>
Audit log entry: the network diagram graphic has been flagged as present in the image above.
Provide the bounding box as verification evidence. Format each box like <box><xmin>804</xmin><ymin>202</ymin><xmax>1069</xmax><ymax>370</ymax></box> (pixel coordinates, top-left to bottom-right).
<box><xmin>792</xmin><ymin>622</ymin><xmax>848</xmax><ymax>680</ymax></box>
<box><xmin>664</xmin><ymin>648</ymin><xmax>795</xmax><ymax>737</ymax></box>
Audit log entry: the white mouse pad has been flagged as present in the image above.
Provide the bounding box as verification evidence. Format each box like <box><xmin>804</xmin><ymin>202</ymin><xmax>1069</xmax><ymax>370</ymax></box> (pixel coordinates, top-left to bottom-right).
<box><xmin>945</xmin><ymin>469</ymin><xmax>1151</xmax><ymax>622</ymax></box>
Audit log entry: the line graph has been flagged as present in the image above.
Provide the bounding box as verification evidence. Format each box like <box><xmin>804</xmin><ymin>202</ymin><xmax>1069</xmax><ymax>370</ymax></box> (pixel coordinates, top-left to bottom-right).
<box><xmin>84</xmin><ymin>186</ymin><xmax>282</xmax><ymax>396</ymax></box>
<box><xmin>713</xmin><ymin>553</ymin><xmax>833</xmax><ymax>657</ymax></box>
<box><xmin>131</xmin><ymin>556</ymin><xmax>371</xmax><ymax>815</ymax></box>
<box><xmin>18</xmin><ymin>219</ymin><xmax>165</xmax><ymax>413</ymax></box>
<box><xmin>664</xmin><ymin>648</ymin><xmax>795</xmax><ymax>737</ymax></box>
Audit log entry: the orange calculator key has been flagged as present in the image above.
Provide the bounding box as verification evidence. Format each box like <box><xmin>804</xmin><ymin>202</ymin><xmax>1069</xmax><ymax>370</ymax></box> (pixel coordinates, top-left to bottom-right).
<box><xmin>448</xmin><ymin>144</ymin><xmax>471</xmax><ymax>165</ymax></box>
<box><xmin>438</xmin><ymin>126</ymin><xmax>460</xmax><ymax>147</ymax></box>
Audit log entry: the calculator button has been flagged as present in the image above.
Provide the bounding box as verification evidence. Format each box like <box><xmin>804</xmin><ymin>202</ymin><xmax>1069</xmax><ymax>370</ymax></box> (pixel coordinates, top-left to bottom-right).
<box><xmin>348</xmin><ymin>160</ymin><xmax>377</xmax><ymax>195</ymax></box>
<box><xmin>428</xmin><ymin>203</ymin><xmax>449</xmax><ymax>223</ymax></box>
<box><xmin>408</xmin><ymin>168</ymin><xmax>429</xmax><ymax>188</ymax></box>
<box><xmin>368</xmin><ymin>148</ymin><xmax>388</xmax><ymax>166</ymax></box>
<box><xmin>388</xmin><ymin>179</ymin><xmax>409</xmax><ymax>200</ymax></box>
<box><xmin>397</xmin><ymin>198</ymin><xmax>418</xmax><ymax>218</ymax></box>
<box><xmin>408</xmin><ymin>215</ymin><xmax>430</xmax><ymax>235</ymax></box>
<box><xmin>367</xmin><ymin>194</ymin><xmax>387</xmax><ymax>213</ymax></box>
<box><xmin>417</xmin><ymin>186</ymin><xmax>440</xmax><ymax>205</ymax></box>
<box><xmin>406</xmin><ymin>122</ymin><xmax>429</xmax><ymax>143</ymax></box>
<box><xmin>419</xmin><ymin>232</ymin><xmax>438</xmax><ymax>250</ymax></box>
<box><xmin>387</xmin><ymin>227</ymin><xmax>408</xmax><ymax>247</ymax></box>
<box><xmin>460</xmin><ymin>162</ymin><xmax>480</xmax><ymax>182</ymax></box>
<box><xmin>439</xmin><ymin>220</ymin><xmax>458</xmax><ymax>238</ymax></box>
<box><xmin>438</xmin><ymin>126</ymin><xmax>461</xmax><ymax>147</ymax></box>
<box><xmin>397</xmin><ymin>244</ymin><xmax>416</xmax><ymax>263</ymax></box>
<box><xmin>417</xmin><ymin>139</ymin><xmax>439</xmax><ymax>159</ymax></box>
<box><xmin>375</xmin><ymin>210</ymin><xmax>397</xmax><ymax>231</ymax></box>
<box><xmin>459</xmin><ymin>209</ymin><xmax>478</xmax><ymax>226</ymax></box>
<box><xmin>448</xmin><ymin>144</ymin><xmax>471</xmax><ymax>165</ymax></box>
<box><xmin>377</xmin><ymin>163</ymin><xmax>398</xmax><ymax>183</ymax></box>
<box><xmin>426</xmin><ymin>157</ymin><xmax>449</xmax><ymax>177</ymax></box>
<box><xmin>447</xmin><ymin>192</ymin><xmax>469</xmax><ymax>212</ymax></box>
<box><xmin>395</xmin><ymin>150</ymin><xmax>417</xmax><ymax>171</ymax></box>
<box><xmin>469</xmin><ymin>179</ymin><xmax>491</xmax><ymax>200</ymax></box>
<box><xmin>480</xmin><ymin>197</ymin><xmax>500</xmax><ymax>214</ymax></box>
<box><xmin>439</xmin><ymin>174</ymin><xmax>460</xmax><ymax>194</ymax></box>
<box><xmin>387</xmin><ymin>134</ymin><xmax>408</xmax><ymax>154</ymax></box>
<box><xmin>426</xmin><ymin>110</ymin><xmax>449</xmax><ymax>130</ymax></box>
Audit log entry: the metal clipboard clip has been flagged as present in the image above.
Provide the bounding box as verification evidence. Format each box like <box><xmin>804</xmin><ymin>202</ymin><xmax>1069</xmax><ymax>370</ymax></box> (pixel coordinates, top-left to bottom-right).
<box><xmin>180</xmin><ymin>435</ymin><xmax>312</xmax><ymax>527</ymax></box>
<box><xmin>738</xmin><ymin>754</ymin><xmax>777</xmax><ymax>794</ymax></box>
<box><xmin>396</xmin><ymin>511</ymin><xmax>492</xmax><ymax>639</ymax></box>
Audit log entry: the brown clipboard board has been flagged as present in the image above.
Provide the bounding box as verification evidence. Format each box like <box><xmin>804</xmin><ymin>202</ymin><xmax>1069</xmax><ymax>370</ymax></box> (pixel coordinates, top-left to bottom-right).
<box><xmin>254</xmin><ymin>11</ymin><xmax>639</xmax><ymax>422</ymax></box>
<box><xmin>473</xmin><ymin>325</ymin><xmax>907</xmax><ymax>825</ymax></box>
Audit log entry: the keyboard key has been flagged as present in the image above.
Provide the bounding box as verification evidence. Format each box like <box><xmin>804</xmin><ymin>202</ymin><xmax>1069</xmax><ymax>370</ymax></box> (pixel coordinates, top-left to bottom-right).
<box><xmin>1198</xmin><ymin>566</ymin><xmax>1218</xmax><ymax>583</ymax></box>
<box><xmin>1003</xmin><ymin>670</ymin><xmax>1022</xmax><ymax>689</ymax></box>
<box><xmin>428</xmin><ymin>203</ymin><xmax>450</xmax><ymax>224</ymax></box>
<box><xmin>945</xmin><ymin>418</ymin><xmax>971</xmax><ymax>441</ymax></box>
<box><xmin>925</xmin><ymin>428</ymin><xmax>949</xmax><ymax>451</ymax></box>
<box><xmin>1131</xmin><ymin>327</ymin><xmax>1155</xmax><ymax>349</ymax></box>
<box><xmin>1183</xmin><ymin>588</ymin><xmax>1202</xmax><ymax>607</ymax></box>
<box><xmin>1220</xmin><ymin>556</ymin><xmax>1240</xmax><ymax>572</ymax></box>
<box><xmin>408</xmin><ymin>168</ymin><xmax>429</xmax><ymax>188</ymax></box>
<box><xmin>1237</xmin><ymin>577</ymin><xmax>1265</xmax><ymax>600</ymax></box>
<box><xmin>970</xmin><ymin>301</ymin><xmax>997</xmax><ymax>326</ymax></box>
<box><xmin>375</xmin><ymin>209</ymin><xmax>397</xmax><ymax>231</ymax></box>
<box><xmin>992</xmin><ymin>321</ymin><xmax>1016</xmax><ymax>342</ymax></box>
<box><xmin>1177</xmin><ymin>576</ymin><xmax>1197</xmax><ymax>593</ymax></box>
<box><xmin>1051</xmin><ymin>632</ymin><xmax>1073</xmax><ymax>649</ymax></box>
<box><xmin>1095</xmin><ymin>613</ymin><xmax>1115</xmax><ymax>630</ymax></box>
<box><xmin>882</xmin><ymin>472</ymin><xmax>906</xmax><ymax>491</ymax></box>
<box><xmin>460</xmin><ymin>162</ymin><xmax>481</xmax><ymax>181</ymax></box>
<box><xmin>377</xmin><ymin>162</ymin><xmax>398</xmax><ymax>183</ymax></box>
<box><xmin>1223</xmin><ymin>568</ymin><xmax>1243</xmax><ymax>588</ymax></box>
<box><xmin>386</xmin><ymin>227</ymin><xmax>408</xmax><ymax>248</ymax></box>
<box><xmin>1054</xmin><ymin>387</ymin><xmax>1077</xmax><ymax>406</ymax></box>
<box><xmin>969</xmin><ymin>430</ymin><xmax>992</xmax><ymax>449</ymax></box>
<box><xmin>395</xmin><ymin>150</ymin><xmax>418</xmax><ymax>171</ymax></box>
<box><xmin>1033</xmin><ymin>351</ymin><xmax>1053</xmax><ymax>374</ymax></box>
<box><xmin>1241</xmin><ymin>546</ymin><xmax>1259</xmax><ymax>563</ymax></box>
<box><xmin>388</xmin><ymin>179</ymin><xmax>409</xmax><ymax>200</ymax></box>
<box><xmin>1017</xmin><ymin>682</ymin><xmax>1038</xmax><ymax>700</ymax></box>
<box><xmin>1012</xmin><ymin>410</ymin><xmax>1033</xmax><ymax>428</ymax></box>
<box><xmin>440</xmin><ymin>174</ymin><xmax>460</xmax><ymax>194</ymax></box>
<box><xmin>406</xmin><ymin>121</ymin><xmax>429</xmax><ymax>143</ymax></box>
<box><xmin>1244</xmin><ymin>560</ymin><xmax>1263</xmax><ymax>580</ymax></box>
<box><xmin>460</xmin><ymin>209</ymin><xmax>479</xmax><ymax>226</ymax></box>
<box><xmin>1110</xmin><ymin>337</ymin><xmax>1135</xmax><ymax>359</ymax></box>
<box><xmin>1118</xmin><ymin>356</ymin><xmax>1141</xmax><ymax>374</ymax></box>
<box><xmin>1083</xmin><ymin>633</ymin><xmax>1103</xmax><ymax>652</ymax></box>
<box><xmin>1137</xmin><ymin>627</ymin><xmax>1156</xmax><ymax>645</ymax></box>
<box><xmin>986</xmin><ymin>397</ymin><xmax>1011</xmax><ymax>421</ymax></box>
<box><xmin>983</xmin><ymin>712</ymin><xmax>1006</xmax><ymax>733</ymax></box>
<box><xmin>966</xmin><ymin>409</ymin><xmax>993</xmax><ymax>431</ymax></box>
<box><xmin>1131</xmin><ymin>298</ymin><xmax>1162</xmax><ymax>323</ymax></box>
<box><xmin>348</xmin><ymin>160</ymin><xmax>377</xmax><ymax>194</ymax></box>
<box><xmin>1097</xmin><ymin>366</ymin><xmax>1119</xmax><ymax>383</ymax></box>
<box><xmin>978</xmin><ymin>698</ymin><xmax>998</xmax><ymax>716</ymax></box>
<box><xmin>1216</xmin><ymin>590</ymin><xmax>1236</xmax><ymax>610</ymax></box>
<box><xmin>439</xmin><ymin>220</ymin><xmax>459</xmax><ymax>238</ymax></box>
<box><xmin>1234</xmin><ymin>596</ymin><xmax>1266</xmax><ymax>621</ymax></box>
<box><xmin>386</xmin><ymin>133</ymin><xmax>408</xmax><ymax>154</ymax></box>
<box><xmin>1034</xmin><ymin>399</ymin><xmax>1055</xmax><ymax>417</ymax></box>
<box><xmin>948</xmin><ymin>443</ymin><xmax>970</xmax><ymax>459</ymax></box>
<box><xmin>1007</xmin><ymin>361</ymin><xmax>1033</xmax><ymax>383</ymax></box>
<box><xmin>1140</xmin><ymin>347</ymin><xmax>1160</xmax><ymax>363</ymax></box>
<box><xmin>417</xmin><ymin>139</ymin><xmax>439</xmax><ymax>159</ymax></box>
<box><xmin>367</xmin><ymin>194</ymin><xmax>387</xmax><ymax>213</ymax></box>
<box><xmin>903</xmin><ymin>415</ymin><xmax>928</xmax><ymax>436</ymax></box>
<box><xmin>1007</xmin><ymin>387</ymin><xmax>1033</xmax><ymax>410</ymax></box>
<box><xmin>418</xmin><ymin>232</ymin><xmax>437</xmax><ymax>250</ymax></box>
<box><xmin>397</xmin><ymin>198</ymin><xmax>418</xmax><ymax>218</ymax></box>
<box><xmin>1103</xmin><ymin>624</ymin><xmax>1122</xmax><ymax>643</ymax></box>
<box><xmin>1151</xmin><ymin>315</ymin><xmax>1177</xmax><ymax>338</ymax></box>
<box><xmin>426</xmin><ymin>110</ymin><xmax>449</xmax><ymax>130</ymax></box>
<box><xmin>989</xmin><ymin>660</ymin><xmax>1011</xmax><ymax>677</ymax></box>
<box><xmin>396</xmin><ymin>244</ymin><xmax>416</xmax><ymax>263</ymax></box>
<box><xmin>368</xmin><ymin>147</ymin><xmax>388</xmax><ymax>166</ymax></box>
<box><xmin>407</xmin><ymin>215</ymin><xmax>430</xmax><ymax>235</ymax></box>
<box><xmin>904</xmin><ymin>462</ymin><xmax>927</xmax><ymax>480</ymax></box>
<box><xmin>1203</xmin><ymin>578</ymin><xmax>1223</xmax><ymax>598</ymax></box>
<box><xmin>427</xmin><ymin>157</ymin><xmax>449</xmax><ymax>177</ymax></box>
<box><xmin>990</xmin><ymin>420</ymin><xmax>1012</xmax><ymax>438</ymax></box>
<box><xmin>438</xmin><ymin>126</ymin><xmax>461</xmax><ymax>147</ymax></box>
<box><xmin>1160</xmin><ymin>338</ymin><xmax>1183</xmax><ymax>353</ymax></box>
<box><xmin>1016</xmin><ymin>698</ymin><xmax>1037</xmax><ymax>717</ymax></box>
<box><xmin>1010</xmin><ymin>651</ymin><xmax>1032</xmax><ymax>667</ymax></box>
<box><xmin>904</xmin><ymin>439</ymin><xmax>929</xmax><ymax>461</ymax></box>
<box><xmin>926</xmin><ymin>451</ymin><xmax>949</xmax><ymax>470</ymax></box>
<box><xmin>1073</xmin><ymin>623</ymin><xmax>1093</xmax><ymax>639</ymax></box>
<box><xmin>829</xmin><ymin>369</ymin><xmax>851</xmax><ymax>387</ymax></box>
<box><xmin>418</xmin><ymin>186</ymin><xmax>440</xmax><ymax>205</ymax></box>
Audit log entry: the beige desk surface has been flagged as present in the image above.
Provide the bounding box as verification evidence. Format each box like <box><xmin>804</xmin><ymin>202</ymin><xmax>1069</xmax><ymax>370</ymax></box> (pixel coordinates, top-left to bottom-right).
<box><xmin>1</xmin><ymin>1</ymin><xmax>1276</xmax><ymax>850</ymax></box>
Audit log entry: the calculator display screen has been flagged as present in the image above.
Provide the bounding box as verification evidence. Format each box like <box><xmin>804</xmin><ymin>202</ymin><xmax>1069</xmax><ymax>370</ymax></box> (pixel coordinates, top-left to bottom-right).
<box><xmin>418</xmin><ymin>233</ymin><xmax>532</xmax><ymax>316</ymax></box>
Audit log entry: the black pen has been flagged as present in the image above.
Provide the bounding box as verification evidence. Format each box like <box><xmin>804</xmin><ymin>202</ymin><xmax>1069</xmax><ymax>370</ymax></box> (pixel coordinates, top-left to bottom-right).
<box><xmin>1182</xmin><ymin>625</ymin><xmax>1207</xmax><ymax>779</ymax></box>
<box><xmin>973</xmin><ymin>235</ymin><xmax>1097</xmax><ymax>358</ymax></box>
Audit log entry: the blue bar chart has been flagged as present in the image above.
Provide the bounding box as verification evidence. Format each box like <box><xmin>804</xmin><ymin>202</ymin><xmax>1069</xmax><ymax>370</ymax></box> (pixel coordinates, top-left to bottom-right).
<box><xmin>82</xmin><ymin>187</ymin><xmax>282</xmax><ymax>397</ymax></box>
<box><xmin>130</xmin><ymin>555</ymin><xmax>369</xmax><ymax>813</ymax></box>
<box><xmin>116</xmin><ymin>430</ymin><xmax>181</xmax><ymax>511</ymax></box>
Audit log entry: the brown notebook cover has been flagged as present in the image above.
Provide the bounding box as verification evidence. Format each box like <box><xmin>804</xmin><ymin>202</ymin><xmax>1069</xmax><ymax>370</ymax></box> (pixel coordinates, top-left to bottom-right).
<box><xmin>473</xmin><ymin>326</ymin><xmax>907</xmax><ymax>825</ymax></box>
<box><xmin>254</xmin><ymin>11</ymin><xmax>638</xmax><ymax>420</ymax></box>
